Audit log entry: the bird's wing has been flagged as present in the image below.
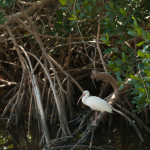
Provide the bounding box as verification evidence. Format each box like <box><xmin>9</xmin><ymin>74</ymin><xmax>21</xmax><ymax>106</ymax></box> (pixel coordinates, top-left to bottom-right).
<box><xmin>86</xmin><ymin>96</ymin><xmax>112</xmax><ymax>113</ymax></box>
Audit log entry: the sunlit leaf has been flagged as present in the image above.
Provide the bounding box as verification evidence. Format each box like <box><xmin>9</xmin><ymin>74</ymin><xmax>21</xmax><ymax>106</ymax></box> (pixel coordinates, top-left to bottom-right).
<box><xmin>68</xmin><ymin>14</ymin><xmax>77</xmax><ymax>20</ymax></box>
<box><xmin>59</xmin><ymin>0</ymin><xmax>67</xmax><ymax>6</ymax></box>
<box><xmin>106</xmin><ymin>33</ymin><xmax>109</xmax><ymax>41</ymax></box>
<box><xmin>130</xmin><ymin>75</ymin><xmax>139</xmax><ymax>80</ymax></box>
<box><xmin>146</xmin><ymin>53</ymin><xmax>150</xmax><ymax>59</ymax></box>
<box><xmin>136</xmin><ymin>41</ymin><xmax>145</xmax><ymax>46</ymax></box>
<box><xmin>143</xmin><ymin>45</ymin><xmax>149</xmax><ymax>51</ymax></box>
<box><xmin>133</xmin><ymin>19</ymin><xmax>138</xmax><ymax>28</ymax></box>
<box><xmin>136</xmin><ymin>27</ymin><xmax>142</xmax><ymax>36</ymax></box>
<box><xmin>145</xmin><ymin>99</ymin><xmax>150</xmax><ymax>103</ymax></box>
<box><xmin>137</xmin><ymin>50</ymin><xmax>145</xmax><ymax>57</ymax></box>
<box><xmin>138</xmin><ymin>87</ymin><xmax>145</xmax><ymax>93</ymax></box>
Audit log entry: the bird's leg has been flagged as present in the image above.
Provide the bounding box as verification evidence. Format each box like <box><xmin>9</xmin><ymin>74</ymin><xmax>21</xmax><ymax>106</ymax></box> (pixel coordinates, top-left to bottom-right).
<box><xmin>95</xmin><ymin>111</ymin><xmax>97</xmax><ymax>123</ymax></box>
<box><xmin>92</xmin><ymin>111</ymin><xmax>97</xmax><ymax>125</ymax></box>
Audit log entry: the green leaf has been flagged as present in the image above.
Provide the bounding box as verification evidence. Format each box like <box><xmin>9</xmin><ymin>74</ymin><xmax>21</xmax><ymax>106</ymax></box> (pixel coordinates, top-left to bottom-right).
<box><xmin>68</xmin><ymin>14</ymin><xmax>77</xmax><ymax>20</ymax></box>
<box><xmin>128</xmin><ymin>30</ymin><xmax>138</xmax><ymax>37</ymax></box>
<box><xmin>79</xmin><ymin>13</ymin><xmax>85</xmax><ymax>18</ymax></box>
<box><xmin>146</xmin><ymin>53</ymin><xmax>150</xmax><ymax>59</ymax></box>
<box><xmin>143</xmin><ymin>45</ymin><xmax>149</xmax><ymax>51</ymax></box>
<box><xmin>119</xmin><ymin>84</ymin><xmax>125</xmax><ymax>90</ymax></box>
<box><xmin>133</xmin><ymin>19</ymin><xmax>138</xmax><ymax>28</ymax></box>
<box><xmin>100</xmin><ymin>35</ymin><xmax>110</xmax><ymax>46</ymax></box>
<box><xmin>70</xmin><ymin>20</ymin><xmax>76</xmax><ymax>25</ymax></box>
<box><xmin>59</xmin><ymin>0</ymin><xmax>67</xmax><ymax>6</ymax></box>
<box><xmin>113</xmin><ymin>48</ymin><xmax>119</xmax><ymax>53</ymax></box>
<box><xmin>141</xmin><ymin>30</ymin><xmax>149</xmax><ymax>41</ymax></box>
<box><xmin>68</xmin><ymin>17</ymin><xmax>76</xmax><ymax>20</ymax></box>
<box><xmin>106</xmin><ymin>33</ymin><xmax>109</xmax><ymax>41</ymax></box>
<box><xmin>119</xmin><ymin>8</ymin><xmax>127</xmax><ymax>16</ymax></box>
<box><xmin>100</xmin><ymin>37</ymin><xmax>107</xmax><ymax>43</ymax></box>
<box><xmin>144</xmin><ymin>70</ymin><xmax>150</xmax><ymax>77</ymax></box>
<box><xmin>146</xmin><ymin>82</ymin><xmax>150</xmax><ymax>88</ymax></box>
<box><xmin>104</xmin><ymin>3</ymin><xmax>111</xmax><ymax>10</ymax></box>
<box><xmin>121</xmin><ymin>52</ymin><xmax>126</xmax><ymax>62</ymax></box>
<box><xmin>116</xmin><ymin>75</ymin><xmax>122</xmax><ymax>82</ymax></box>
<box><xmin>137</xmin><ymin>50</ymin><xmax>145</xmax><ymax>57</ymax></box>
<box><xmin>136</xmin><ymin>41</ymin><xmax>145</xmax><ymax>46</ymax></box>
<box><xmin>130</xmin><ymin>75</ymin><xmax>139</xmax><ymax>80</ymax></box>
<box><xmin>113</xmin><ymin>67</ymin><xmax>120</xmax><ymax>72</ymax></box>
<box><xmin>145</xmin><ymin>77</ymin><xmax>150</xmax><ymax>81</ymax></box>
<box><xmin>146</xmin><ymin>99</ymin><xmax>150</xmax><ymax>103</ymax></box>
<box><xmin>136</xmin><ymin>27</ymin><xmax>142</xmax><ymax>36</ymax></box>
<box><xmin>103</xmin><ymin>48</ymin><xmax>112</xmax><ymax>54</ymax></box>
<box><xmin>138</xmin><ymin>87</ymin><xmax>145</xmax><ymax>93</ymax></box>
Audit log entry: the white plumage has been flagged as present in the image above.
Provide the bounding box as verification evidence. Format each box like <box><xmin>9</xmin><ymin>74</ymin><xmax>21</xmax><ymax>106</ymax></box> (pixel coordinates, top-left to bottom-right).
<box><xmin>77</xmin><ymin>90</ymin><xmax>113</xmax><ymax>123</ymax></box>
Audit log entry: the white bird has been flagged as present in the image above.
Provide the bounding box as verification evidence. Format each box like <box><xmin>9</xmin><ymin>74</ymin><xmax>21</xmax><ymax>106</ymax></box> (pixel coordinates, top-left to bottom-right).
<box><xmin>77</xmin><ymin>90</ymin><xmax>113</xmax><ymax>123</ymax></box>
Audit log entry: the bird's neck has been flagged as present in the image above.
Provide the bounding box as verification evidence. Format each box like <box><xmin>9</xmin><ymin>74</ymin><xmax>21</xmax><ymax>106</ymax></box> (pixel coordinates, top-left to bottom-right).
<box><xmin>82</xmin><ymin>95</ymin><xmax>88</xmax><ymax>104</ymax></box>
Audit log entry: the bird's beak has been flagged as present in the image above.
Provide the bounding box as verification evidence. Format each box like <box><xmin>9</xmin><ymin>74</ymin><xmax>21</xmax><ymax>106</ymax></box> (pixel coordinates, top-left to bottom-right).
<box><xmin>77</xmin><ymin>93</ymin><xmax>84</xmax><ymax>105</ymax></box>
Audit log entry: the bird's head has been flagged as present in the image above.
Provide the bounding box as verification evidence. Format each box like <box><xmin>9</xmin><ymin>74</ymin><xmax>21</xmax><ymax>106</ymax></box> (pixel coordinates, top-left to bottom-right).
<box><xmin>77</xmin><ymin>90</ymin><xmax>90</xmax><ymax>105</ymax></box>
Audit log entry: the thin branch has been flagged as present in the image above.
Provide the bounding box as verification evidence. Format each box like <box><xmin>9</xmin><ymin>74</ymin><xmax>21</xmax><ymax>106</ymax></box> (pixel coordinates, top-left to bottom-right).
<box><xmin>96</xmin><ymin>22</ymin><xmax>108</xmax><ymax>72</ymax></box>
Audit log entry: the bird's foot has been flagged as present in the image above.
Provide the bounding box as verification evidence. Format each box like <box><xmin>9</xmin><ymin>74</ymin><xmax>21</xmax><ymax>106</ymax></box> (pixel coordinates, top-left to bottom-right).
<box><xmin>91</xmin><ymin>120</ymin><xmax>97</xmax><ymax>125</ymax></box>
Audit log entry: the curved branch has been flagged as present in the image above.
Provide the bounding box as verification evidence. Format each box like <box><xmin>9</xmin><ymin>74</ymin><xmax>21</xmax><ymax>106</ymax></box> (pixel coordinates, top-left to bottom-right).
<box><xmin>91</xmin><ymin>70</ymin><xmax>119</xmax><ymax>92</ymax></box>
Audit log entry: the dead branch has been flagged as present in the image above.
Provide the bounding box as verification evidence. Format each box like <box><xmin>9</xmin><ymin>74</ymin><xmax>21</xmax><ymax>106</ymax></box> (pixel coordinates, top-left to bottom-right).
<box><xmin>96</xmin><ymin>22</ymin><xmax>108</xmax><ymax>72</ymax></box>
